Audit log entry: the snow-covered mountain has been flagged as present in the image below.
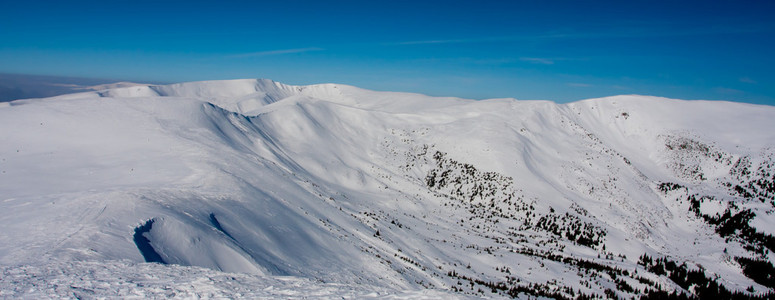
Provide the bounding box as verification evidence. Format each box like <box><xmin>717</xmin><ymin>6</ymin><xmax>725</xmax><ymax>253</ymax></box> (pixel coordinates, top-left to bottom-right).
<box><xmin>1</xmin><ymin>79</ymin><xmax>774</xmax><ymax>299</ymax></box>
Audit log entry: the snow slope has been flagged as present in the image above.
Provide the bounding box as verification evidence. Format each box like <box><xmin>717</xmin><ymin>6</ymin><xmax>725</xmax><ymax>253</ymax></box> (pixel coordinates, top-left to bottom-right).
<box><xmin>0</xmin><ymin>260</ymin><xmax>462</xmax><ymax>299</ymax></box>
<box><xmin>1</xmin><ymin>79</ymin><xmax>774</xmax><ymax>298</ymax></box>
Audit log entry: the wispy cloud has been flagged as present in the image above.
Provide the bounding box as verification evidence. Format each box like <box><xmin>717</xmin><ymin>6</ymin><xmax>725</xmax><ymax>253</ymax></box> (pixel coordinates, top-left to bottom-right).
<box><xmin>392</xmin><ymin>39</ymin><xmax>471</xmax><ymax>45</ymax></box>
<box><xmin>739</xmin><ymin>77</ymin><xmax>757</xmax><ymax>84</ymax></box>
<box><xmin>714</xmin><ymin>87</ymin><xmax>744</xmax><ymax>95</ymax></box>
<box><xmin>520</xmin><ymin>57</ymin><xmax>555</xmax><ymax>65</ymax></box>
<box><xmin>387</xmin><ymin>25</ymin><xmax>774</xmax><ymax>47</ymax></box>
<box><xmin>567</xmin><ymin>83</ymin><xmax>592</xmax><ymax>87</ymax></box>
<box><xmin>387</xmin><ymin>36</ymin><xmax>524</xmax><ymax>46</ymax></box>
<box><xmin>470</xmin><ymin>58</ymin><xmax>518</xmax><ymax>65</ymax></box>
<box><xmin>228</xmin><ymin>47</ymin><xmax>324</xmax><ymax>58</ymax></box>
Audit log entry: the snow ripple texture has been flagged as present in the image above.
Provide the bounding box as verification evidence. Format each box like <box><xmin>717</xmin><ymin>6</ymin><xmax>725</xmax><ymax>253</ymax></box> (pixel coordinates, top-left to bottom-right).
<box><xmin>0</xmin><ymin>260</ymin><xmax>465</xmax><ymax>299</ymax></box>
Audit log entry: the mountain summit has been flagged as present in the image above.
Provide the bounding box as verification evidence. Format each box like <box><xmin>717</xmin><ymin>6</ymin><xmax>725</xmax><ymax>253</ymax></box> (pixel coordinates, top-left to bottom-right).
<box><xmin>1</xmin><ymin>79</ymin><xmax>774</xmax><ymax>299</ymax></box>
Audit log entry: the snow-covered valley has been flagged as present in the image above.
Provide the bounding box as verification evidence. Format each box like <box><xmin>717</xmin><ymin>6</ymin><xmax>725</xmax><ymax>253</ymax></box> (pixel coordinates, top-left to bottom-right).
<box><xmin>1</xmin><ymin>79</ymin><xmax>774</xmax><ymax>299</ymax></box>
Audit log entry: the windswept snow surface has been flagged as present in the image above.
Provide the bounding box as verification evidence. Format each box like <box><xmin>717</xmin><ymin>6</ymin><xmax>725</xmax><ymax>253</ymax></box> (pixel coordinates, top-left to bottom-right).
<box><xmin>1</xmin><ymin>79</ymin><xmax>774</xmax><ymax>298</ymax></box>
<box><xmin>0</xmin><ymin>260</ymin><xmax>463</xmax><ymax>299</ymax></box>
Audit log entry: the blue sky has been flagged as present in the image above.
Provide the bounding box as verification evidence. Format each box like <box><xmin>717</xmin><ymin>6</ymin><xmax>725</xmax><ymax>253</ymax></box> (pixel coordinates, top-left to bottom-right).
<box><xmin>1</xmin><ymin>0</ymin><xmax>774</xmax><ymax>104</ymax></box>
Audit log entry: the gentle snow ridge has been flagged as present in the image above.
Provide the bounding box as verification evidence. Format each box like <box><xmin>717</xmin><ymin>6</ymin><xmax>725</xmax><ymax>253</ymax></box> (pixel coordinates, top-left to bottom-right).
<box><xmin>1</xmin><ymin>78</ymin><xmax>774</xmax><ymax>298</ymax></box>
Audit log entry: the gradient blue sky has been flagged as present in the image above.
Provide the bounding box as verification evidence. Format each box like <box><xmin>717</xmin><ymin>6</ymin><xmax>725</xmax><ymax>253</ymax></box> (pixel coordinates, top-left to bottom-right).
<box><xmin>1</xmin><ymin>0</ymin><xmax>774</xmax><ymax>104</ymax></box>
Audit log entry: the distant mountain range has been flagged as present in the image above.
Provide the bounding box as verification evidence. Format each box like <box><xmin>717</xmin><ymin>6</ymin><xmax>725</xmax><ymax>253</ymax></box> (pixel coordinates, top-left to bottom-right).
<box><xmin>0</xmin><ymin>73</ymin><xmax>156</xmax><ymax>102</ymax></box>
<box><xmin>1</xmin><ymin>79</ymin><xmax>773</xmax><ymax>299</ymax></box>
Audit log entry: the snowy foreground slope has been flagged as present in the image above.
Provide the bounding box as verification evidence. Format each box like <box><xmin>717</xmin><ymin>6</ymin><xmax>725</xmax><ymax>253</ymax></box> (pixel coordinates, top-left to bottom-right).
<box><xmin>1</xmin><ymin>79</ymin><xmax>774</xmax><ymax>299</ymax></box>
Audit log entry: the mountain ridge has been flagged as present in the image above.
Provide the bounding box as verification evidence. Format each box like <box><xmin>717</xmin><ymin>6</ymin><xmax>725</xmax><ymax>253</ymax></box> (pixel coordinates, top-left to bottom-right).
<box><xmin>1</xmin><ymin>78</ymin><xmax>774</xmax><ymax>299</ymax></box>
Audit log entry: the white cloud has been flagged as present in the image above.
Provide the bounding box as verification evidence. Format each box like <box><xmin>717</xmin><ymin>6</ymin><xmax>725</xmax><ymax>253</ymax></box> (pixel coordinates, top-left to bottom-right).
<box><xmin>520</xmin><ymin>57</ymin><xmax>554</xmax><ymax>65</ymax></box>
<box><xmin>739</xmin><ymin>77</ymin><xmax>757</xmax><ymax>84</ymax></box>
<box><xmin>228</xmin><ymin>47</ymin><xmax>324</xmax><ymax>58</ymax></box>
<box><xmin>714</xmin><ymin>87</ymin><xmax>744</xmax><ymax>94</ymax></box>
<box><xmin>387</xmin><ymin>25</ymin><xmax>773</xmax><ymax>49</ymax></box>
<box><xmin>393</xmin><ymin>39</ymin><xmax>469</xmax><ymax>45</ymax></box>
<box><xmin>567</xmin><ymin>83</ymin><xmax>592</xmax><ymax>87</ymax></box>
<box><xmin>389</xmin><ymin>36</ymin><xmax>518</xmax><ymax>46</ymax></box>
